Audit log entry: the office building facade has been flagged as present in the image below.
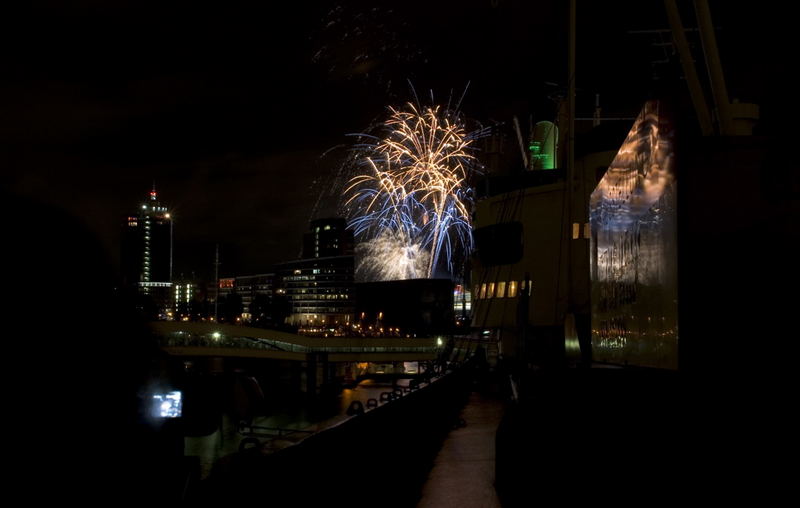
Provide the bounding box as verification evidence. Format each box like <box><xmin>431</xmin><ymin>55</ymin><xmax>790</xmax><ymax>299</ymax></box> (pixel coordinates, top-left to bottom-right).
<box><xmin>278</xmin><ymin>255</ymin><xmax>355</xmax><ymax>331</ymax></box>
<box><xmin>302</xmin><ymin>218</ymin><xmax>354</xmax><ymax>259</ymax></box>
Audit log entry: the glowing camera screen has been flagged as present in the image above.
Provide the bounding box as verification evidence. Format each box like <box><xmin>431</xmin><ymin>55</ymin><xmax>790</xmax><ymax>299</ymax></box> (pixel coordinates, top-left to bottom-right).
<box><xmin>152</xmin><ymin>391</ymin><xmax>182</xmax><ymax>418</ymax></box>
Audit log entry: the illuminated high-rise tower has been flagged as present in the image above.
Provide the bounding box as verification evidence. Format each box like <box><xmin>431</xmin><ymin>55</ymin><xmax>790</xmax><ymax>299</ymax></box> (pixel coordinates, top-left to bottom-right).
<box><xmin>302</xmin><ymin>218</ymin><xmax>354</xmax><ymax>259</ymax></box>
<box><xmin>121</xmin><ymin>186</ymin><xmax>173</xmax><ymax>316</ymax></box>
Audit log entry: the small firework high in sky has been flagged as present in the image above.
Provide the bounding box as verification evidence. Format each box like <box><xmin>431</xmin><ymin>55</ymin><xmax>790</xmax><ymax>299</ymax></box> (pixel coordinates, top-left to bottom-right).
<box><xmin>344</xmin><ymin>99</ymin><xmax>481</xmax><ymax>282</ymax></box>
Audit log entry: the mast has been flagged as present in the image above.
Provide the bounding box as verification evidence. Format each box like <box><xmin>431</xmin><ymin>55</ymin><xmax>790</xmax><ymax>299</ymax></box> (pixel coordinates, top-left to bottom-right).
<box><xmin>694</xmin><ymin>0</ymin><xmax>733</xmax><ymax>135</ymax></box>
<box><xmin>664</xmin><ymin>0</ymin><xmax>714</xmax><ymax>135</ymax></box>
<box><xmin>565</xmin><ymin>0</ymin><xmax>576</xmax><ymax>317</ymax></box>
<box><xmin>214</xmin><ymin>244</ymin><xmax>220</xmax><ymax>322</ymax></box>
<box><xmin>568</xmin><ymin>0</ymin><xmax>575</xmax><ymax>189</ymax></box>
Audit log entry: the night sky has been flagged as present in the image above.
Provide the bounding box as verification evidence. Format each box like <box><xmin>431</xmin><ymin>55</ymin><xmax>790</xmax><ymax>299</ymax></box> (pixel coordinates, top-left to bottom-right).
<box><xmin>2</xmin><ymin>1</ymin><xmax>772</xmax><ymax>280</ymax></box>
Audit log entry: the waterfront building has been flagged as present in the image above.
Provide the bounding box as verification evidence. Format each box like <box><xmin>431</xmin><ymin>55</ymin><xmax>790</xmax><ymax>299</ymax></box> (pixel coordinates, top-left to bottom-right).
<box><xmin>121</xmin><ymin>186</ymin><xmax>173</xmax><ymax>316</ymax></box>
<box><xmin>234</xmin><ymin>273</ymin><xmax>276</xmax><ymax>322</ymax></box>
<box><xmin>173</xmin><ymin>281</ymin><xmax>198</xmax><ymax>320</ymax></box>
<box><xmin>277</xmin><ymin>255</ymin><xmax>355</xmax><ymax>332</ymax></box>
<box><xmin>217</xmin><ymin>277</ymin><xmax>235</xmax><ymax>298</ymax></box>
<box><xmin>271</xmin><ymin>218</ymin><xmax>357</xmax><ymax>333</ymax></box>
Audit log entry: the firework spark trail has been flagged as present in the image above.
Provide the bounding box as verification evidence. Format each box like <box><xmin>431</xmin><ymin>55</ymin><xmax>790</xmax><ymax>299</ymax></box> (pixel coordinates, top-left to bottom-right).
<box><xmin>354</xmin><ymin>230</ymin><xmax>430</xmax><ymax>281</ymax></box>
<box><xmin>345</xmin><ymin>101</ymin><xmax>478</xmax><ymax>281</ymax></box>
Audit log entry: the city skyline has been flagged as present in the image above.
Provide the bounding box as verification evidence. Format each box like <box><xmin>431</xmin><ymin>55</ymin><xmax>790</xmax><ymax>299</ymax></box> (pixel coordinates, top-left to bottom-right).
<box><xmin>4</xmin><ymin>2</ymin><xmax>771</xmax><ymax>279</ymax></box>
<box><xmin>4</xmin><ymin>3</ymin><xmax>788</xmax><ymax>504</ymax></box>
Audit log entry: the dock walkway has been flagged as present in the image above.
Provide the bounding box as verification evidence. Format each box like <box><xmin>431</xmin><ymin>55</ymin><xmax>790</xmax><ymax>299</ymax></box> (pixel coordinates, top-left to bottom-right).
<box><xmin>417</xmin><ymin>391</ymin><xmax>503</xmax><ymax>508</ymax></box>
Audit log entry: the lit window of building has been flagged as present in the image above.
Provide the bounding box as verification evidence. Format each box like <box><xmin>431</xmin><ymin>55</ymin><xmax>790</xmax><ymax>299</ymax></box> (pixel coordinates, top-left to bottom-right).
<box><xmin>453</xmin><ymin>285</ymin><xmax>472</xmax><ymax>313</ymax></box>
<box><xmin>519</xmin><ymin>280</ymin><xmax>532</xmax><ymax>296</ymax></box>
<box><xmin>508</xmin><ymin>281</ymin><xmax>518</xmax><ymax>298</ymax></box>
